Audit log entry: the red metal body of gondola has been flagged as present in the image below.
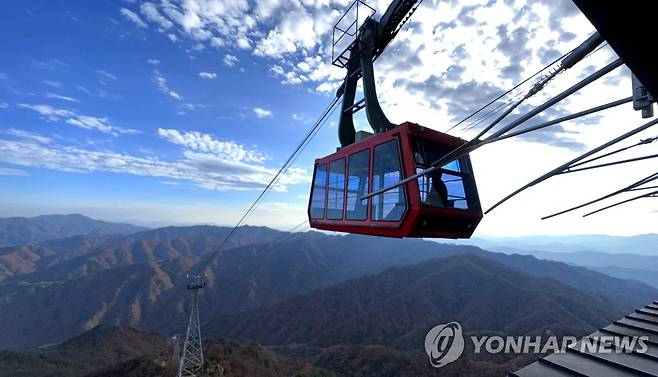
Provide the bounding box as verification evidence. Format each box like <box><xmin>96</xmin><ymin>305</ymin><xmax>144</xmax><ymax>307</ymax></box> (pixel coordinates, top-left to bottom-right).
<box><xmin>308</xmin><ymin>122</ymin><xmax>483</xmax><ymax>238</ymax></box>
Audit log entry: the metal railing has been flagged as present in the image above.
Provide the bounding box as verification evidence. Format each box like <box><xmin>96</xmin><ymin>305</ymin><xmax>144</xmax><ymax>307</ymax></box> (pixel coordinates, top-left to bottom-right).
<box><xmin>332</xmin><ymin>0</ymin><xmax>375</xmax><ymax>68</ymax></box>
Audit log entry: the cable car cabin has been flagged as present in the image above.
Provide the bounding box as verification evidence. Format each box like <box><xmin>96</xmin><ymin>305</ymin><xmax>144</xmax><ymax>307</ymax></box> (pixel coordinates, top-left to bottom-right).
<box><xmin>308</xmin><ymin>122</ymin><xmax>483</xmax><ymax>239</ymax></box>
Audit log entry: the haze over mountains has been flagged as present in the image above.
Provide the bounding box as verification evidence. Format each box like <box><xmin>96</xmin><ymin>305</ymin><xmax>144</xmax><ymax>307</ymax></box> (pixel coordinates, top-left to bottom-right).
<box><xmin>0</xmin><ymin>214</ymin><xmax>147</xmax><ymax>247</ymax></box>
<box><xmin>462</xmin><ymin>234</ymin><xmax>658</xmax><ymax>288</ymax></box>
<box><xmin>466</xmin><ymin>233</ymin><xmax>658</xmax><ymax>255</ymax></box>
<box><xmin>0</xmin><ymin>214</ymin><xmax>656</xmax><ymax>376</ymax></box>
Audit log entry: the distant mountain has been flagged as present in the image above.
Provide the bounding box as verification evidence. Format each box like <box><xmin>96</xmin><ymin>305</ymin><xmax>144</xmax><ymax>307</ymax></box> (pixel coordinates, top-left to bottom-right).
<box><xmin>0</xmin><ymin>325</ymin><xmax>335</xmax><ymax>377</ymax></box>
<box><xmin>206</xmin><ymin>254</ymin><xmax>625</xmax><ymax>376</ymax></box>
<box><xmin>0</xmin><ymin>234</ymin><xmax>115</xmax><ymax>281</ymax></box>
<box><xmin>464</xmin><ymin>233</ymin><xmax>658</xmax><ymax>255</ymax></box>
<box><xmin>473</xmin><ymin>246</ymin><xmax>658</xmax><ymax>289</ymax></box>
<box><xmin>207</xmin><ymin>254</ymin><xmax>622</xmax><ymax>348</ymax></box>
<box><xmin>588</xmin><ymin>265</ymin><xmax>658</xmax><ymax>289</ymax></box>
<box><xmin>0</xmin><ymin>325</ymin><xmax>171</xmax><ymax>377</ymax></box>
<box><xmin>0</xmin><ymin>227</ymin><xmax>656</xmax><ymax>352</ymax></box>
<box><xmin>4</xmin><ymin>225</ymin><xmax>289</xmax><ymax>283</ymax></box>
<box><xmin>490</xmin><ymin>247</ymin><xmax>658</xmax><ymax>271</ymax></box>
<box><xmin>0</xmin><ymin>214</ymin><xmax>147</xmax><ymax>247</ymax></box>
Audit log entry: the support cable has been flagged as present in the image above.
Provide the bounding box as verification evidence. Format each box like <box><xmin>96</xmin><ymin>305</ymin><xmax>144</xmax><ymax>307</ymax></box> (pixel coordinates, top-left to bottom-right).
<box><xmin>541</xmin><ymin>171</ymin><xmax>658</xmax><ymax>219</ymax></box>
<box><xmin>361</xmin><ymin>57</ymin><xmax>621</xmax><ymax>201</ymax></box>
<box><xmin>566</xmin><ymin>136</ymin><xmax>658</xmax><ymax>170</ymax></box>
<box><xmin>478</xmin><ymin>96</ymin><xmax>633</xmax><ymax>146</ymax></box>
<box><xmin>443</xmin><ymin>41</ymin><xmax>577</xmax><ymax>134</ymax></box>
<box><xmin>486</xmin><ymin>116</ymin><xmax>658</xmax><ymax>214</ymax></box>
<box><xmin>210</xmin><ymin>220</ymin><xmax>310</xmax><ymax>289</ymax></box>
<box><xmin>446</xmin><ymin>38</ymin><xmax>608</xmax><ymax>136</ymax></box>
<box><xmin>192</xmin><ymin>97</ymin><xmax>340</xmax><ymax>275</ymax></box>
<box><xmin>459</xmin><ymin>91</ymin><xmax>526</xmax><ymax>134</ymax></box>
<box><xmin>583</xmin><ymin>189</ymin><xmax>658</xmax><ymax>217</ymax></box>
<box><xmin>558</xmin><ymin>153</ymin><xmax>658</xmax><ymax>175</ymax></box>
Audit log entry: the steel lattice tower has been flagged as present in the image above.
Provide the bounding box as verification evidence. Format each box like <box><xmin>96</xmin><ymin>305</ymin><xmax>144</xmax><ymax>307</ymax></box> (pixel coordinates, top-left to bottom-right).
<box><xmin>178</xmin><ymin>275</ymin><xmax>206</xmax><ymax>377</ymax></box>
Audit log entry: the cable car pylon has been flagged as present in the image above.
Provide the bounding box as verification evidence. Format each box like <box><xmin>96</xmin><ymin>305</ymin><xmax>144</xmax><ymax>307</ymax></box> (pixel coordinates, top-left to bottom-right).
<box><xmin>178</xmin><ymin>274</ymin><xmax>207</xmax><ymax>377</ymax></box>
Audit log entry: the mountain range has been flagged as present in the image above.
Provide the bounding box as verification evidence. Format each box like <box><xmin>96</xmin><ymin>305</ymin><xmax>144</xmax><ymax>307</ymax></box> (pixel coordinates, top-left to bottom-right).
<box><xmin>0</xmin><ymin>214</ymin><xmax>656</xmax><ymax>376</ymax></box>
<box><xmin>464</xmin><ymin>233</ymin><xmax>658</xmax><ymax>255</ymax></box>
<box><xmin>470</xmin><ymin>244</ymin><xmax>658</xmax><ymax>288</ymax></box>
<box><xmin>0</xmin><ymin>214</ymin><xmax>147</xmax><ymax>248</ymax></box>
<box><xmin>0</xmin><ymin>325</ymin><xmax>336</xmax><ymax>377</ymax></box>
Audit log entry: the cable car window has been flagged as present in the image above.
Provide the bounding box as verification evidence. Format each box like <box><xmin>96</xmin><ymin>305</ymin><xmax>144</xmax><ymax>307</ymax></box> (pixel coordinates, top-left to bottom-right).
<box><xmin>346</xmin><ymin>149</ymin><xmax>370</xmax><ymax>220</ymax></box>
<box><xmin>413</xmin><ymin>139</ymin><xmax>463</xmax><ymax>172</ymax></box>
<box><xmin>418</xmin><ymin>168</ymin><xmax>470</xmax><ymax>209</ymax></box>
<box><xmin>310</xmin><ymin>164</ymin><xmax>327</xmax><ymax>219</ymax></box>
<box><xmin>372</xmin><ymin>140</ymin><xmax>406</xmax><ymax>221</ymax></box>
<box><xmin>327</xmin><ymin>158</ymin><xmax>346</xmax><ymax>219</ymax></box>
<box><xmin>414</xmin><ymin>138</ymin><xmax>475</xmax><ymax>210</ymax></box>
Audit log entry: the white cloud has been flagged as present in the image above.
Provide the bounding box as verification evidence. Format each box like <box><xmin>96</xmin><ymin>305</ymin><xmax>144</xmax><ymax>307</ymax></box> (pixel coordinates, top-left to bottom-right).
<box><xmin>66</xmin><ymin>116</ymin><xmax>117</xmax><ymax>134</ymax></box>
<box><xmin>18</xmin><ymin>104</ymin><xmax>74</xmax><ymax>121</ymax></box>
<box><xmin>140</xmin><ymin>2</ymin><xmax>173</xmax><ymax>29</ymax></box>
<box><xmin>96</xmin><ymin>70</ymin><xmax>118</xmax><ymax>81</ymax></box>
<box><xmin>120</xmin><ymin>7</ymin><xmax>147</xmax><ymax>28</ymax></box>
<box><xmin>0</xmin><ymin>130</ymin><xmax>309</xmax><ymax>192</ymax></box>
<box><xmin>198</xmin><ymin>71</ymin><xmax>218</xmax><ymax>79</ymax></box>
<box><xmin>17</xmin><ymin>103</ymin><xmax>138</xmax><ymax>136</ymax></box>
<box><xmin>0</xmin><ymin>167</ymin><xmax>28</xmax><ymax>176</ymax></box>
<box><xmin>5</xmin><ymin>129</ymin><xmax>52</xmax><ymax>144</ymax></box>
<box><xmin>33</xmin><ymin>59</ymin><xmax>66</xmax><ymax>71</ymax></box>
<box><xmin>223</xmin><ymin>54</ymin><xmax>239</xmax><ymax>67</ymax></box>
<box><xmin>45</xmin><ymin>93</ymin><xmax>79</xmax><ymax>103</ymax></box>
<box><xmin>44</xmin><ymin>80</ymin><xmax>62</xmax><ymax>88</ymax></box>
<box><xmin>0</xmin><ymin>101</ymin><xmax>8</xmax><ymax>109</ymax></box>
<box><xmin>211</xmin><ymin>37</ymin><xmax>225</xmax><ymax>48</ymax></box>
<box><xmin>176</xmin><ymin>102</ymin><xmax>209</xmax><ymax>115</ymax></box>
<box><xmin>152</xmin><ymin>69</ymin><xmax>182</xmax><ymax>100</ymax></box>
<box><xmin>253</xmin><ymin>107</ymin><xmax>273</xmax><ymax>118</ymax></box>
<box><xmin>147</xmin><ymin>59</ymin><xmax>160</xmax><ymax>65</ymax></box>
<box><xmin>158</xmin><ymin>128</ymin><xmax>266</xmax><ymax>163</ymax></box>
<box><xmin>133</xmin><ymin>0</ymin><xmax>336</xmax><ymax>62</ymax></box>
<box><xmin>236</xmin><ymin>36</ymin><xmax>251</xmax><ymax>49</ymax></box>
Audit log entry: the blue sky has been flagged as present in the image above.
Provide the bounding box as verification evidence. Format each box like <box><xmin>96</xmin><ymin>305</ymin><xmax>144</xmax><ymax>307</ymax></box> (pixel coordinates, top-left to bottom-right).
<box><xmin>0</xmin><ymin>0</ymin><xmax>340</xmax><ymax>227</ymax></box>
<box><xmin>1</xmin><ymin>0</ymin><xmax>656</xmax><ymax>235</ymax></box>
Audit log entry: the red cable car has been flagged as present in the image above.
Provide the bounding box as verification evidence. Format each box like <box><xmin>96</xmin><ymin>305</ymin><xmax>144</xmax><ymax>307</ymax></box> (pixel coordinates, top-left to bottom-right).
<box><xmin>308</xmin><ymin>0</ymin><xmax>483</xmax><ymax>238</ymax></box>
<box><xmin>308</xmin><ymin>122</ymin><xmax>482</xmax><ymax>238</ymax></box>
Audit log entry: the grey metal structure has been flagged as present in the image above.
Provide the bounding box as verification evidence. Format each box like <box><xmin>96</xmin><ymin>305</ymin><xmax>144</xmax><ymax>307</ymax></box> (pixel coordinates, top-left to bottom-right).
<box><xmin>171</xmin><ymin>335</ymin><xmax>181</xmax><ymax>363</ymax></box>
<box><xmin>178</xmin><ymin>274</ymin><xmax>206</xmax><ymax>377</ymax></box>
<box><xmin>331</xmin><ymin>0</ymin><xmax>422</xmax><ymax>147</ymax></box>
<box><xmin>510</xmin><ymin>300</ymin><xmax>658</xmax><ymax>376</ymax></box>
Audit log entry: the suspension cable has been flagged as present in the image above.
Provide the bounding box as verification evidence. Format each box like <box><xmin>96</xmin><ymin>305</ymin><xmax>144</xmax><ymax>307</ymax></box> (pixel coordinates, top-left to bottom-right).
<box><xmin>361</xmin><ymin>56</ymin><xmax>621</xmax><ymax>202</ymax></box>
<box><xmin>445</xmin><ymin>39</ymin><xmax>608</xmax><ymax>136</ymax></box>
<box><xmin>443</xmin><ymin>42</ymin><xmax>577</xmax><ymax>134</ymax></box>
<box><xmin>541</xmin><ymin>171</ymin><xmax>658</xmax><ymax>219</ymax></box>
<box><xmin>487</xmin><ymin>116</ymin><xmax>658</xmax><ymax>214</ymax></box>
<box><xmin>583</xmin><ymin>189</ymin><xmax>658</xmax><ymax>217</ymax></box>
<box><xmin>191</xmin><ymin>97</ymin><xmax>341</xmax><ymax>276</ymax></box>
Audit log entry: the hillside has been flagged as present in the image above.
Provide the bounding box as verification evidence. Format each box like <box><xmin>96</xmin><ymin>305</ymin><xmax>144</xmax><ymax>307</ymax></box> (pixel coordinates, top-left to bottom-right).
<box><xmin>0</xmin><ymin>234</ymin><xmax>115</xmax><ymax>281</ymax></box>
<box><xmin>206</xmin><ymin>254</ymin><xmax>624</xmax><ymax>376</ymax></box>
<box><xmin>0</xmin><ymin>214</ymin><xmax>147</xmax><ymax>247</ymax></box>
<box><xmin>467</xmin><ymin>233</ymin><xmax>658</xmax><ymax>256</ymax></box>
<box><xmin>4</xmin><ymin>225</ymin><xmax>289</xmax><ymax>283</ymax></box>
<box><xmin>0</xmin><ymin>325</ymin><xmax>171</xmax><ymax>377</ymax></box>
<box><xmin>0</xmin><ymin>325</ymin><xmax>335</xmax><ymax>377</ymax></box>
<box><xmin>207</xmin><ymin>253</ymin><xmax>620</xmax><ymax>347</ymax></box>
<box><xmin>479</xmin><ymin>246</ymin><xmax>658</xmax><ymax>289</ymax></box>
<box><xmin>1</xmin><ymin>229</ymin><xmax>656</xmax><ymax>350</ymax></box>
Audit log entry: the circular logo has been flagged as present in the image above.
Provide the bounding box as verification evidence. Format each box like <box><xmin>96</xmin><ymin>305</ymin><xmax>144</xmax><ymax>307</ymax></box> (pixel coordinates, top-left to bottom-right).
<box><xmin>424</xmin><ymin>322</ymin><xmax>464</xmax><ymax>368</ymax></box>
